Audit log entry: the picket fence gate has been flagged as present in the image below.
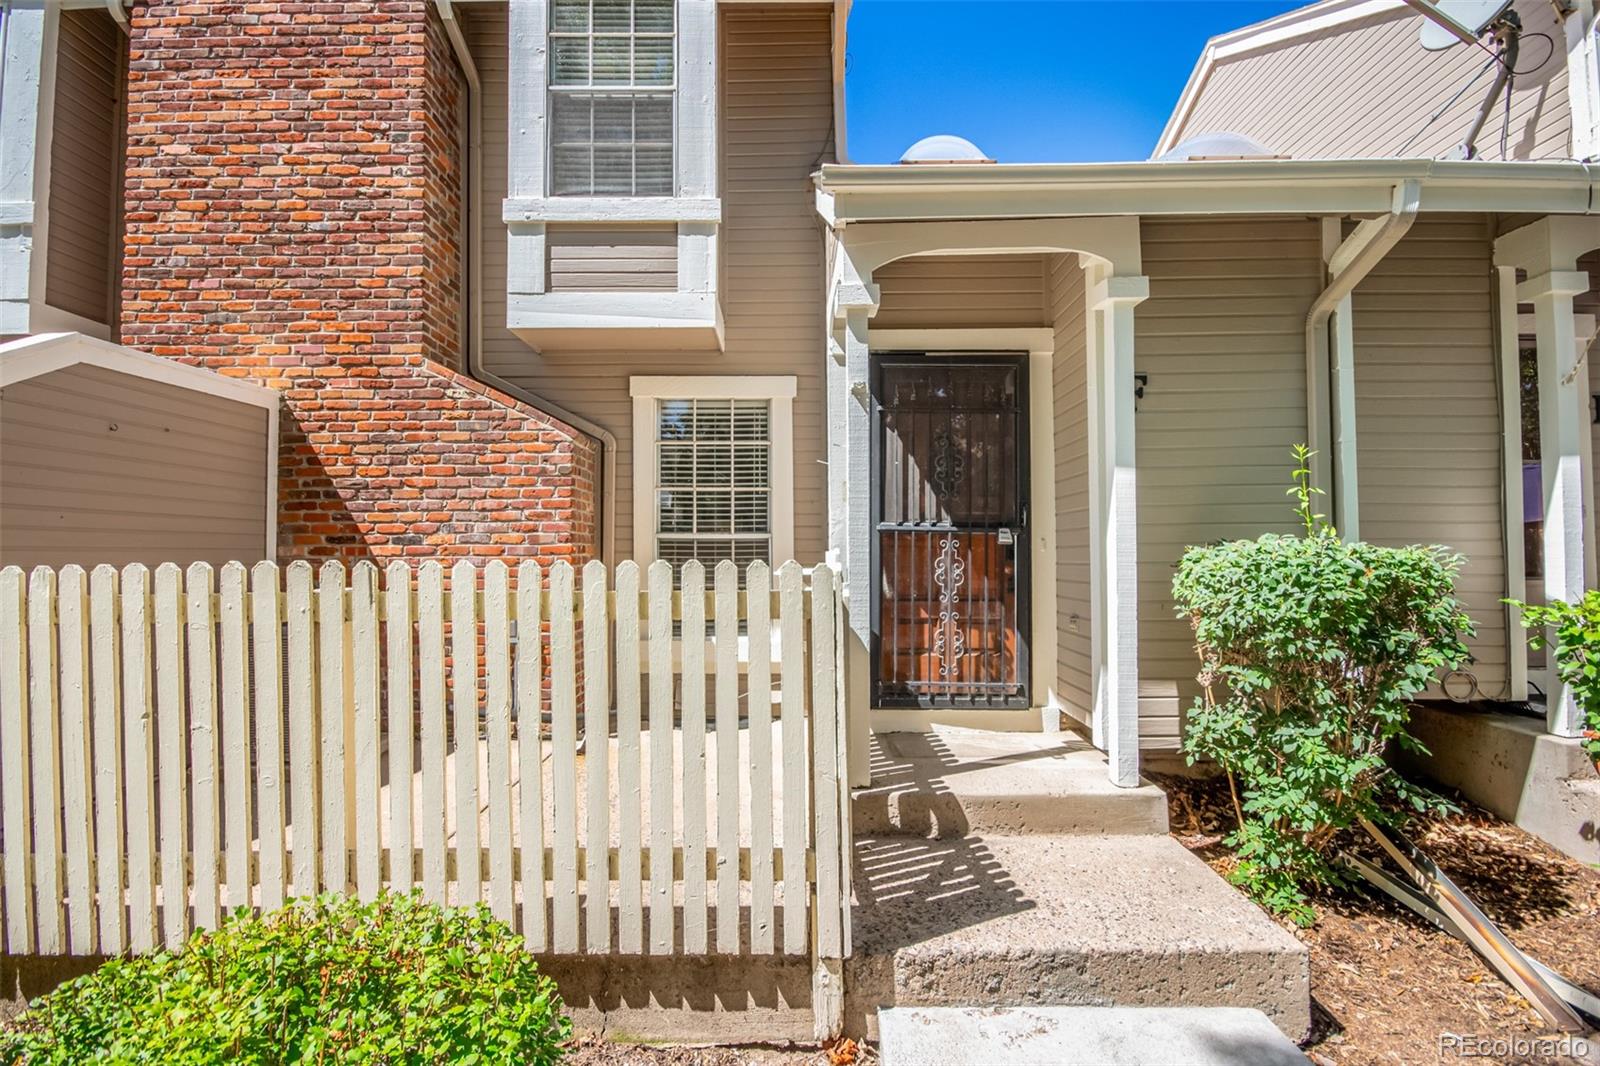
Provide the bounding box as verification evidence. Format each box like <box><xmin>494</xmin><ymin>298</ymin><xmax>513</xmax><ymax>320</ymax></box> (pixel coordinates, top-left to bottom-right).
<box><xmin>0</xmin><ymin>558</ymin><xmax>851</xmax><ymax>1036</ymax></box>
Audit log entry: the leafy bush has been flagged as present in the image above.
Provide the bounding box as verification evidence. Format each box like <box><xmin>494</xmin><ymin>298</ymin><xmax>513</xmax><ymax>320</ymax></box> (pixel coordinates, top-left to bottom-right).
<box><xmin>1</xmin><ymin>892</ymin><xmax>571</xmax><ymax>1065</ymax></box>
<box><xmin>1509</xmin><ymin>592</ymin><xmax>1600</xmax><ymax>765</ymax></box>
<box><xmin>1172</xmin><ymin>447</ymin><xmax>1473</xmax><ymax>924</ymax></box>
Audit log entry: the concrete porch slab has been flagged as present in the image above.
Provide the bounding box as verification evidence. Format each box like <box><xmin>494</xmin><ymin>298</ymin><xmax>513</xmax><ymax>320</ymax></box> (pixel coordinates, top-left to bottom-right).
<box><xmin>878</xmin><ymin>1006</ymin><xmax>1309</xmax><ymax>1066</ymax></box>
<box><xmin>853</xmin><ymin>726</ymin><xmax>1170</xmax><ymax>837</ymax></box>
<box><xmin>846</xmin><ymin>833</ymin><xmax>1311</xmax><ymax>1040</ymax></box>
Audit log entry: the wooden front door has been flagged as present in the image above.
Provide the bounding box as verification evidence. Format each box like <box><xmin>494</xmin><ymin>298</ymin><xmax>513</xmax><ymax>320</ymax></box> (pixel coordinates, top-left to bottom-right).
<box><xmin>871</xmin><ymin>356</ymin><xmax>1030</xmax><ymax>709</ymax></box>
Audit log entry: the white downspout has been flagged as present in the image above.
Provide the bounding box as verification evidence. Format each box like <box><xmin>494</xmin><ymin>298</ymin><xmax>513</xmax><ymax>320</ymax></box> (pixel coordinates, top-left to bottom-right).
<box><xmin>435</xmin><ymin>0</ymin><xmax>617</xmax><ymax>564</ymax></box>
<box><xmin>104</xmin><ymin>1</ymin><xmax>129</xmax><ymax>33</ymax></box>
<box><xmin>1305</xmin><ymin>178</ymin><xmax>1422</xmax><ymax>533</ymax></box>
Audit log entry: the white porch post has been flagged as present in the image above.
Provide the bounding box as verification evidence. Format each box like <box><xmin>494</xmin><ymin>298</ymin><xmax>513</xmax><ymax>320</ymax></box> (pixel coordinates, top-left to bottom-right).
<box><xmin>1530</xmin><ymin>268</ymin><xmax>1589</xmax><ymax>738</ymax></box>
<box><xmin>1495</xmin><ymin>265</ymin><xmax>1529</xmax><ymax>703</ymax></box>
<box><xmin>830</xmin><ymin>249</ymin><xmax>879</xmax><ymax>788</ymax></box>
<box><xmin>1091</xmin><ymin>273</ymin><xmax>1150</xmax><ymax>787</ymax></box>
<box><xmin>1496</xmin><ymin>217</ymin><xmax>1597</xmax><ymax>738</ymax></box>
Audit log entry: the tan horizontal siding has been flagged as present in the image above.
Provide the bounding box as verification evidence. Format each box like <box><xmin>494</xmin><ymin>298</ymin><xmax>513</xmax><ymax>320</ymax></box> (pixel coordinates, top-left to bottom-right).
<box><xmin>1352</xmin><ymin>216</ymin><xmax>1508</xmax><ymax>697</ymax></box>
<box><xmin>545</xmin><ymin>225</ymin><xmax>677</xmax><ymax>292</ymax></box>
<box><xmin>1049</xmin><ymin>253</ymin><xmax>1091</xmax><ymax>730</ymax></box>
<box><xmin>471</xmin><ymin>3</ymin><xmax>834</xmax><ymax>564</ymax></box>
<box><xmin>0</xmin><ymin>364</ymin><xmax>270</xmax><ymax>569</ymax></box>
<box><xmin>1135</xmin><ymin>217</ymin><xmax>1322</xmax><ymax>748</ymax></box>
<box><xmin>872</xmin><ymin>254</ymin><xmax>1048</xmax><ymax>330</ymax></box>
<box><xmin>44</xmin><ymin>8</ymin><xmax>122</xmax><ymax>326</ymax></box>
<box><xmin>1174</xmin><ymin>4</ymin><xmax>1570</xmax><ymax>160</ymax></box>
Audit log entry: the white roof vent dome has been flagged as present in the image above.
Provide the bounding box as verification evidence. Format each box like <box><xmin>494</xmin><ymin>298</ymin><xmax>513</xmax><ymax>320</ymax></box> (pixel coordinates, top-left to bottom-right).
<box><xmin>899</xmin><ymin>134</ymin><xmax>995</xmax><ymax>164</ymax></box>
<box><xmin>1157</xmin><ymin>131</ymin><xmax>1280</xmax><ymax>161</ymax></box>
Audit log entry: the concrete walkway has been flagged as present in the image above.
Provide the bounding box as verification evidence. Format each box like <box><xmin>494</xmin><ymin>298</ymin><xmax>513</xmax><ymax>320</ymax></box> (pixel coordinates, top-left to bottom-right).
<box><xmin>878</xmin><ymin>1006</ymin><xmax>1309</xmax><ymax>1066</ymax></box>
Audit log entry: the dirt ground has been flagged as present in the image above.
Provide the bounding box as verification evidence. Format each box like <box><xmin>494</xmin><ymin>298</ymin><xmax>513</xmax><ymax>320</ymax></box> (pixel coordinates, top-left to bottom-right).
<box><xmin>1156</xmin><ymin>772</ymin><xmax>1600</xmax><ymax>1066</ymax></box>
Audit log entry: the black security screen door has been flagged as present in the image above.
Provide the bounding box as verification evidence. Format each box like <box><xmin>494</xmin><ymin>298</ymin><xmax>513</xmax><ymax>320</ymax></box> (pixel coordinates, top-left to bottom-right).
<box><xmin>871</xmin><ymin>356</ymin><xmax>1031</xmax><ymax>709</ymax></box>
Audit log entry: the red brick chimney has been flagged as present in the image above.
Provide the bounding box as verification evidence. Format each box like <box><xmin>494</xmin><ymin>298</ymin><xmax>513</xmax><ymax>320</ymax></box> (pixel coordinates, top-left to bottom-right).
<box><xmin>119</xmin><ymin>1</ymin><xmax>598</xmax><ymax>564</ymax></box>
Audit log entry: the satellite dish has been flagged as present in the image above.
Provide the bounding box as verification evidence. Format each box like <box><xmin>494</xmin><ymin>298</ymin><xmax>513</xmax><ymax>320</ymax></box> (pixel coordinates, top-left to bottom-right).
<box><xmin>1413</xmin><ymin>0</ymin><xmax>1513</xmax><ymax>50</ymax></box>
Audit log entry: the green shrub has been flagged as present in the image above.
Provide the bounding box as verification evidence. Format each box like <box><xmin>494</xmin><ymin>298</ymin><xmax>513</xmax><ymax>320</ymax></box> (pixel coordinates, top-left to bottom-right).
<box><xmin>1172</xmin><ymin>447</ymin><xmax>1473</xmax><ymax>924</ymax></box>
<box><xmin>0</xmin><ymin>892</ymin><xmax>571</xmax><ymax>1065</ymax></box>
<box><xmin>1508</xmin><ymin>592</ymin><xmax>1600</xmax><ymax>765</ymax></box>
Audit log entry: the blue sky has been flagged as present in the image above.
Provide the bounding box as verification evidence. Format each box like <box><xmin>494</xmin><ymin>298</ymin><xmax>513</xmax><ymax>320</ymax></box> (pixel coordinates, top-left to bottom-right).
<box><xmin>843</xmin><ymin>1</ymin><xmax>1307</xmax><ymax>163</ymax></box>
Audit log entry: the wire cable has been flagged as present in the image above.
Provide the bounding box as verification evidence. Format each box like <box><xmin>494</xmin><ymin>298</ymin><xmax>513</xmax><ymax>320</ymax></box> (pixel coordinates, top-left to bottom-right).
<box><xmin>1396</xmin><ymin>51</ymin><xmax>1500</xmax><ymax>156</ymax></box>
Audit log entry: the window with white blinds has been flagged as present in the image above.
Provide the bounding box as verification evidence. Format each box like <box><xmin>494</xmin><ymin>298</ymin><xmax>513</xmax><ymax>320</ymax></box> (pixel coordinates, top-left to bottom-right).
<box><xmin>655</xmin><ymin>398</ymin><xmax>772</xmax><ymax>575</ymax></box>
<box><xmin>548</xmin><ymin>0</ymin><xmax>675</xmax><ymax>196</ymax></box>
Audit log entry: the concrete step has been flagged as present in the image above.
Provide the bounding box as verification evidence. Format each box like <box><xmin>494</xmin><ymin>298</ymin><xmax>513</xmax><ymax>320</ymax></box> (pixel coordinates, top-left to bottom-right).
<box><xmin>877</xmin><ymin>1006</ymin><xmax>1309</xmax><ymax>1066</ymax></box>
<box><xmin>845</xmin><ymin>833</ymin><xmax>1311</xmax><ymax>1041</ymax></box>
<box><xmin>853</xmin><ymin>727</ymin><xmax>1170</xmax><ymax>837</ymax></box>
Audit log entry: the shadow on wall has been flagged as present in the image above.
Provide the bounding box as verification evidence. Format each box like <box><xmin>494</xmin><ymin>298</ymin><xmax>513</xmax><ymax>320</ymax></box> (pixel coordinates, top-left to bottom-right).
<box><xmin>276</xmin><ymin>408</ymin><xmax>383</xmax><ymax>565</ymax></box>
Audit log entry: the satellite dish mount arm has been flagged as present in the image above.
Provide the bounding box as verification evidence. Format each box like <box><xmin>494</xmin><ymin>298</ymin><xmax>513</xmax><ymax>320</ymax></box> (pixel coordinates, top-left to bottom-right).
<box><xmin>1450</xmin><ymin>9</ymin><xmax>1520</xmax><ymax>159</ymax></box>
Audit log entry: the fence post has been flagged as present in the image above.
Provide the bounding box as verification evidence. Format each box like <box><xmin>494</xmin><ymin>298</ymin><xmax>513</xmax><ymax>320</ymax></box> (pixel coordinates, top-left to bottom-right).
<box><xmin>809</xmin><ymin>564</ymin><xmax>844</xmax><ymax>1039</ymax></box>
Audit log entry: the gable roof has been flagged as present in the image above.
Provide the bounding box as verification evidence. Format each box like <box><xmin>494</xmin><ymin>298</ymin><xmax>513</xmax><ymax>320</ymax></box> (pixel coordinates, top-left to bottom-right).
<box><xmin>1155</xmin><ymin>0</ymin><xmax>1415</xmax><ymax>158</ymax></box>
<box><xmin>0</xmin><ymin>332</ymin><xmax>279</xmax><ymax>409</ymax></box>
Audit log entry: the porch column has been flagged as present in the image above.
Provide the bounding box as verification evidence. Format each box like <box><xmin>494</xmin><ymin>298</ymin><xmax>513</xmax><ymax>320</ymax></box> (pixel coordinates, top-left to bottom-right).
<box><xmin>1090</xmin><ymin>272</ymin><xmax>1150</xmax><ymax>787</ymax></box>
<box><xmin>831</xmin><ymin>253</ymin><xmax>878</xmax><ymax>787</ymax></box>
<box><xmin>1529</xmin><ymin>268</ymin><xmax>1590</xmax><ymax>738</ymax></box>
<box><xmin>1496</xmin><ymin>217</ymin><xmax>1595</xmax><ymax>738</ymax></box>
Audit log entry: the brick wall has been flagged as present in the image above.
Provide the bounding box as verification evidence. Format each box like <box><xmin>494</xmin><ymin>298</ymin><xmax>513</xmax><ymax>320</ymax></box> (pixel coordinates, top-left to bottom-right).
<box><xmin>119</xmin><ymin>0</ymin><xmax>599</xmax><ymax>565</ymax></box>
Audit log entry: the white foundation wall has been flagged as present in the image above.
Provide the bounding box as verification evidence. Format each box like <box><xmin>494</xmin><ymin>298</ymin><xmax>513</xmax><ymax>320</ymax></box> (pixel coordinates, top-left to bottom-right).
<box><xmin>1134</xmin><ymin>217</ymin><xmax>1323</xmax><ymax>748</ymax></box>
<box><xmin>1351</xmin><ymin>216</ymin><xmax>1509</xmax><ymax>698</ymax></box>
<box><xmin>1049</xmin><ymin>253</ymin><xmax>1092</xmax><ymax>729</ymax></box>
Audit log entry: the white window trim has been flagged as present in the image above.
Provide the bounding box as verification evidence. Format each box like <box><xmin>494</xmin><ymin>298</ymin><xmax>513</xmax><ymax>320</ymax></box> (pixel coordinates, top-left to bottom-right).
<box><xmin>507</xmin><ymin>0</ymin><xmax>721</xmax><ymax>338</ymax></box>
<box><xmin>630</xmin><ymin>375</ymin><xmax>796</xmax><ymax>566</ymax></box>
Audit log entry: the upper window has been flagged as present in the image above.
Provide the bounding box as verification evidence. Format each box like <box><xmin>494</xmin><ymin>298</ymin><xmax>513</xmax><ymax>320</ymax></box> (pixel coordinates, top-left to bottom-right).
<box><xmin>548</xmin><ymin>0</ymin><xmax>675</xmax><ymax>197</ymax></box>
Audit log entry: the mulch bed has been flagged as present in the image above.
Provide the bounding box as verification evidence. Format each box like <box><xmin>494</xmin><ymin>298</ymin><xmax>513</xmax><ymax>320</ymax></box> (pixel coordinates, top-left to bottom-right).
<box><xmin>1155</xmin><ymin>771</ymin><xmax>1600</xmax><ymax>1065</ymax></box>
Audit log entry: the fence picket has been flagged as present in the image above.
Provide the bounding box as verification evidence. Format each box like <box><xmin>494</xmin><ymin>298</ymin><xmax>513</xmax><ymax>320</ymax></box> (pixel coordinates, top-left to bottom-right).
<box><xmin>351</xmin><ymin>562</ymin><xmax>382</xmax><ymax>901</ymax></box>
<box><xmin>614</xmin><ymin>561</ymin><xmax>643</xmax><ymax>953</ymax></box>
<box><xmin>385</xmin><ymin>562</ymin><xmax>415</xmax><ymax>894</ymax></box>
<box><xmin>418</xmin><ymin>562</ymin><xmax>447</xmax><ymax>903</ymax></box>
<box><xmin>582</xmin><ymin>559</ymin><xmax>611</xmax><ymax>952</ymax></box>
<box><xmin>58</xmin><ymin>567</ymin><xmax>95</xmax><ymax>951</ymax></box>
<box><xmin>89</xmin><ymin>565</ymin><xmax>126</xmax><ymax>953</ymax></box>
<box><xmin>185</xmin><ymin>563</ymin><xmax>221</xmax><ymax>932</ymax></box>
<box><xmin>646</xmin><ymin>559</ymin><xmax>674</xmax><ymax>955</ymax></box>
<box><xmin>484</xmin><ymin>561</ymin><xmax>515</xmax><ymax>923</ymax></box>
<box><xmin>219</xmin><ymin>563</ymin><xmax>252</xmax><ymax>914</ymax></box>
<box><xmin>452</xmin><ymin>560</ymin><xmax>482</xmax><ymax>906</ymax></box>
<box><xmin>153</xmin><ymin>564</ymin><xmax>189</xmax><ymax>948</ymax></box>
<box><xmin>777</xmin><ymin>561</ymin><xmax>807</xmax><ymax>955</ymax></box>
<box><xmin>318</xmin><ymin>561</ymin><xmax>349</xmax><ymax>895</ymax></box>
<box><xmin>0</xmin><ymin>566</ymin><xmax>34</xmax><ymax>954</ymax></box>
<box><xmin>745</xmin><ymin>560</ymin><xmax>775</xmax><ymax>955</ymax></box>
<box><xmin>285</xmin><ymin>561</ymin><xmax>320</xmax><ymax>898</ymax></box>
<box><xmin>26</xmin><ymin>568</ymin><xmax>64</xmax><ymax>954</ymax></box>
<box><xmin>120</xmin><ymin>565</ymin><xmax>158</xmax><ymax>952</ymax></box>
<box><xmin>713</xmin><ymin>561</ymin><xmax>740</xmax><ymax>953</ymax></box>
<box><xmin>810</xmin><ymin>566</ymin><xmax>842</xmax><ymax>958</ymax></box>
<box><xmin>549</xmin><ymin>561</ymin><xmax>579</xmax><ymax>952</ymax></box>
<box><xmin>515</xmin><ymin>561</ymin><xmax>547</xmax><ymax>950</ymax></box>
<box><xmin>680</xmin><ymin>561</ymin><xmax>708</xmax><ymax>954</ymax></box>
<box><xmin>251</xmin><ymin>561</ymin><xmax>287</xmax><ymax>911</ymax></box>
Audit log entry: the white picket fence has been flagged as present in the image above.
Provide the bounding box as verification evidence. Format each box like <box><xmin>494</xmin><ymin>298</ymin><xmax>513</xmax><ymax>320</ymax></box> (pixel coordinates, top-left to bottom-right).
<box><xmin>0</xmin><ymin>557</ymin><xmax>851</xmax><ymax>1033</ymax></box>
